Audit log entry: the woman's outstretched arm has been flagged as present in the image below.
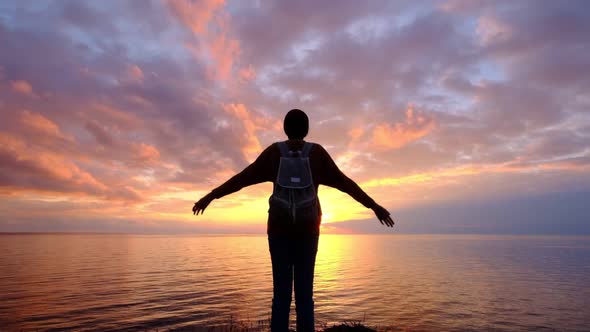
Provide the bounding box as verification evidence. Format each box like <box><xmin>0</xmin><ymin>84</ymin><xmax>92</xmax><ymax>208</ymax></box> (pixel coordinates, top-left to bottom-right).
<box><xmin>316</xmin><ymin>145</ymin><xmax>394</xmax><ymax>227</ymax></box>
<box><xmin>193</xmin><ymin>144</ymin><xmax>277</xmax><ymax>215</ymax></box>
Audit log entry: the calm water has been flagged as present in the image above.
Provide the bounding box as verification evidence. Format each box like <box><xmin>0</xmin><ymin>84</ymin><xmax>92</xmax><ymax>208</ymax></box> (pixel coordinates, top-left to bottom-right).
<box><xmin>1</xmin><ymin>234</ymin><xmax>589</xmax><ymax>331</ymax></box>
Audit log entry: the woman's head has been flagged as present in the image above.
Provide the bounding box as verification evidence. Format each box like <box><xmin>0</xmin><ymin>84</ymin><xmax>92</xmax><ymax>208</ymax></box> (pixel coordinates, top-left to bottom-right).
<box><xmin>283</xmin><ymin>109</ymin><xmax>309</xmax><ymax>139</ymax></box>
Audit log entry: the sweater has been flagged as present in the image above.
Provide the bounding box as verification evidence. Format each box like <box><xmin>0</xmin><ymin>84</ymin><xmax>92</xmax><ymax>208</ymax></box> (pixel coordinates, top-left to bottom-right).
<box><xmin>209</xmin><ymin>140</ymin><xmax>377</xmax><ymax>235</ymax></box>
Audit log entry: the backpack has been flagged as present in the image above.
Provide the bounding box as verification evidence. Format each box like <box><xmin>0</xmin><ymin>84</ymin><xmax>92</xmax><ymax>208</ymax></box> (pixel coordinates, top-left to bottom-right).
<box><xmin>269</xmin><ymin>141</ymin><xmax>320</xmax><ymax>225</ymax></box>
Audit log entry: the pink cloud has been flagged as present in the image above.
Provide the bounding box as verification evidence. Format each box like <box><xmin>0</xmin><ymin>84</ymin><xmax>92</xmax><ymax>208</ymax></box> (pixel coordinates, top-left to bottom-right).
<box><xmin>372</xmin><ymin>107</ymin><xmax>436</xmax><ymax>150</ymax></box>
<box><xmin>81</xmin><ymin>117</ymin><xmax>163</xmax><ymax>168</ymax></box>
<box><xmin>0</xmin><ymin>132</ymin><xmax>109</xmax><ymax>195</ymax></box>
<box><xmin>1</xmin><ymin>0</ymin><xmax>590</xmax><ymax>233</ymax></box>
<box><xmin>127</xmin><ymin>64</ymin><xmax>144</xmax><ymax>81</ymax></box>
<box><xmin>208</xmin><ymin>28</ymin><xmax>240</xmax><ymax>80</ymax></box>
<box><xmin>346</xmin><ymin>124</ymin><xmax>367</xmax><ymax>150</ymax></box>
<box><xmin>167</xmin><ymin>0</ymin><xmax>225</xmax><ymax>35</ymax></box>
<box><xmin>477</xmin><ymin>15</ymin><xmax>512</xmax><ymax>46</ymax></box>
<box><xmin>439</xmin><ymin>0</ymin><xmax>495</xmax><ymax>13</ymax></box>
<box><xmin>10</xmin><ymin>80</ymin><xmax>33</xmax><ymax>95</ymax></box>
<box><xmin>223</xmin><ymin>103</ymin><xmax>262</xmax><ymax>162</ymax></box>
<box><xmin>168</xmin><ymin>0</ymin><xmax>240</xmax><ymax>80</ymax></box>
<box><xmin>87</xmin><ymin>103</ymin><xmax>143</xmax><ymax>131</ymax></box>
<box><xmin>20</xmin><ymin>110</ymin><xmax>71</xmax><ymax>141</ymax></box>
<box><xmin>349</xmin><ymin>126</ymin><xmax>364</xmax><ymax>140</ymax></box>
<box><xmin>239</xmin><ymin>64</ymin><xmax>256</xmax><ymax>81</ymax></box>
<box><xmin>133</xmin><ymin>142</ymin><xmax>161</xmax><ymax>163</ymax></box>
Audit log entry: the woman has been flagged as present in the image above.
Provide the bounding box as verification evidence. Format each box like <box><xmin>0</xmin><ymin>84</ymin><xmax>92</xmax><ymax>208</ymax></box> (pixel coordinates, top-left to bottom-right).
<box><xmin>193</xmin><ymin>109</ymin><xmax>394</xmax><ymax>332</ymax></box>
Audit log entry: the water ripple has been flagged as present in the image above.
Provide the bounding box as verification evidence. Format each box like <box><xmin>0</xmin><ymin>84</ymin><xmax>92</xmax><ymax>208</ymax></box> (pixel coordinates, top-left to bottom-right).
<box><xmin>0</xmin><ymin>234</ymin><xmax>589</xmax><ymax>331</ymax></box>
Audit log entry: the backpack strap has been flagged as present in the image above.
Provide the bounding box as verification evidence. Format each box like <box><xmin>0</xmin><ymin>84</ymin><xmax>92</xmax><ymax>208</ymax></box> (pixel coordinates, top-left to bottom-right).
<box><xmin>277</xmin><ymin>141</ymin><xmax>289</xmax><ymax>157</ymax></box>
<box><xmin>278</xmin><ymin>141</ymin><xmax>313</xmax><ymax>157</ymax></box>
<box><xmin>301</xmin><ymin>142</ymin><xmax>313</xmax><ymax>158</ymax></box>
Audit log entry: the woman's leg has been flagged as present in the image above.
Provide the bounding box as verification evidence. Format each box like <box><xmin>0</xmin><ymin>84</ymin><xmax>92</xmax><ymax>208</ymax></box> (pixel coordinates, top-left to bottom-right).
<box><xmin>269</xmin><ymin>236</ymin><xmax>294</xmax><ymax>332</ymax></box>
<box><xmin>293</xmin><ymin>235</ymin><xmax>319</xmax><ymax>332</ymax></box>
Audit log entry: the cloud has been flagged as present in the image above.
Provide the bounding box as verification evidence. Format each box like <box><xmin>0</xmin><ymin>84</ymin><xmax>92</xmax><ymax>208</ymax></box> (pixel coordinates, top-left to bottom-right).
<box><xmin>132</xmin><ymin>142</ymin><xmax>160</xmax><ymax>164</ymax></box>
<box><xmin>222</xmin><ymin>103</ymin><xmax>263</xmax><ymax>162</ymax></box>
<box><xmin>220</xmin><ymin>103</ymin><xmax>283</xmax><ymax>163</ymax></box>
<box><xmin>372</xmin><ymin>107</ymin><xmax>436</xmax><ymax>150</ymax></box>
<box><xmin>0</xmin><ymin>132</ymin><xmax>110</xmax><ymax>197</ymax></box>
<box><xmin>127</xmin><ymin>64</ymin><xmax>144</xmax><ymax>81</ymax></box>
<box><xmin>85</xmin><ymin>120</ymin><xmax>115</xmax><ymax>147</ymax></box>
<box><xmin>10</xmin><ymin>80</ymin><xmax>33</xmax><ymax>95</ymax></box>
<box><xmin>238</xmin><ymin>64</ymin><xmax>256</xmax><ymax>81</ymax></box>
<box><xmin>20</xmin><ymin>110</ymin><xmax>71</xmax><ymax>141</ymax></box>
<box><xmin>166</xmin><ymin>0</ymin><xmax>225</xmax><ymax>35</ymax></box>
<box><xmin>326</xmin><ymin>191</ymin><xmax>590</xmax><ymax>235</ymax></box>
<box><xmin>0</xmin><ymin>1</ymin><xmax>589</xmax><ymax>233</ymax></box>
<box><xmin>167</xmin><ymin>0</ymin><xmax>240</xmax><ymax>80</ymax></box>
<box><xmin>476</xmin><ymin>15</ymin><xmax>512</xmax><ymax>46</ymax></box>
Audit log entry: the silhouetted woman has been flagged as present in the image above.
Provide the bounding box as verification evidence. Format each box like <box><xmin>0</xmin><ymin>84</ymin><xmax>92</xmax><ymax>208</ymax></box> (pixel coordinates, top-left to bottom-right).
<box><xmin>193</xmin><ymin>109</ymin><xmax>394</xmax><ymax>332</ymax></box>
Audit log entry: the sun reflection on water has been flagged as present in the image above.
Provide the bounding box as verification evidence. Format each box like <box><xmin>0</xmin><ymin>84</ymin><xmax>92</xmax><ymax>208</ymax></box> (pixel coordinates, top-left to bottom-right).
<box><xmin>1</xmin><ymin>234</ymin><xmax>589</xmax><ymax>331</ymax></box>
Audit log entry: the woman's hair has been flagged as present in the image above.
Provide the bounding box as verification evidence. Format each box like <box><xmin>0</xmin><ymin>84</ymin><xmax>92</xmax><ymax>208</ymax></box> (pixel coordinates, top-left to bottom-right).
<box><xmin>283</xmin><ymin>109</ymin><xmax>309</xmax><ymax>139</ymax></box>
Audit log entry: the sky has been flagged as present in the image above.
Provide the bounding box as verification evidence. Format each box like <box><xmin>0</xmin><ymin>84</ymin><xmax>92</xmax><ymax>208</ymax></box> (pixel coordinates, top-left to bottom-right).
<box><xmin>0</xmin><ymin>0</ymin><xmax>589</xmax><ymax>234</ymax></box>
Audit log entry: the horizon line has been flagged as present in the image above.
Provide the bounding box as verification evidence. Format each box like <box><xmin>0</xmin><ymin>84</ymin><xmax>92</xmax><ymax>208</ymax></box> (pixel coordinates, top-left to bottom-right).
<box><xmin>1</xmin><ymin>231</ymin><xmax>589</xmax><ymax>237</ymax></box>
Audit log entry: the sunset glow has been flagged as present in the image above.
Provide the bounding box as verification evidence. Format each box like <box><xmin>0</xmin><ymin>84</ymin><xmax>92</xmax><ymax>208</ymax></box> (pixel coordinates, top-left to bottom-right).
<box><xmin>1</xmin><ymin>1</ymin><xmax>589</xmax><ymax>234</ymax></box>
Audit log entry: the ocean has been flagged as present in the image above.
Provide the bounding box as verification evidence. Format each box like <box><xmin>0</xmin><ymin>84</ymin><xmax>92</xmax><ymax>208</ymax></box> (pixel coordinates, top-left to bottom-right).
<box><xmin>0</xmin><ymin>234</ymin><xmax>589</xmax><ymax>331</ymax></box>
